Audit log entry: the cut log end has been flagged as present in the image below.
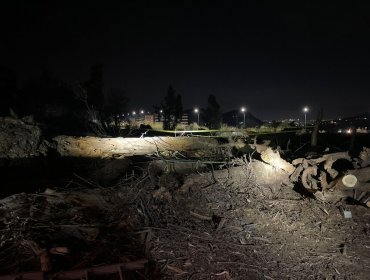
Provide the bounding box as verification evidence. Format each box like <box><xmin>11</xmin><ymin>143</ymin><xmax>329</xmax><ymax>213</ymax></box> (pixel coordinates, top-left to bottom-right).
<box><xmin>342</xmin><ymin>174</ymin><xmax>358</xmax><ymax>188</ymax></box>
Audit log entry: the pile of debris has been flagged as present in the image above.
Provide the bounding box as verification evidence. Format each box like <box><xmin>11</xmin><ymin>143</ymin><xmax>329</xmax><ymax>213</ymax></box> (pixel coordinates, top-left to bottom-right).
<box><xmin>0</xmin><ymin>181</ymin><xmax>151</xmax><ymax>278</ymax></box>
<box><xmin>0</xmin><ymin>141</ymin><xmax>370</xmax><ymax>279</ymax></box>
<box><xmin>289</xmin><ymin>147</ymin><xmax>370</xmax><ymax>205</ymax></box>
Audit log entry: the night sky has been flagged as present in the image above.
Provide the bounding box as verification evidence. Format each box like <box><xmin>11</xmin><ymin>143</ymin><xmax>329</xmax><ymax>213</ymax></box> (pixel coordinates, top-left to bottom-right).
<box><xmin>2</xmin><ymin>1</ymin><xmax>370</xmax><ymax>120</ymax></box>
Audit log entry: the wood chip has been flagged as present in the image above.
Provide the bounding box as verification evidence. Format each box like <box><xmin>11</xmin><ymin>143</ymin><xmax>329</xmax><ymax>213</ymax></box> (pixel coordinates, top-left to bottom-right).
<box><xmin>190</xmin><ymin>210</ymin><xmax>212</xmax><ymax>221</ymax></box>
<box><xmin>216</xmin><ymin>218</ymin><xmax>227</xmax><ymax>232</ymax></box>
<box><xmin>166</xmin><ymin>264</ymin><xmax>187</xmax><ymax>274</ymax></box>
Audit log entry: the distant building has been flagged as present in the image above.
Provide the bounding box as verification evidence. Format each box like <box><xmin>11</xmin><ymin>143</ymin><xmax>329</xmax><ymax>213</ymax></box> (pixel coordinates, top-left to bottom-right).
<box><xmin>144</xmin><ymin>114</ymin><xmax>155</xmax><ymax>123</ymax></box>
<box><xmin>154</xmin><ymin>111</ymin><xmax>190</xmax><ymax>125</ymax></box>
<box><xmin>179</xmin><ymin>112</ymin><xmax>189</xmax><ymax>125</ymax></box>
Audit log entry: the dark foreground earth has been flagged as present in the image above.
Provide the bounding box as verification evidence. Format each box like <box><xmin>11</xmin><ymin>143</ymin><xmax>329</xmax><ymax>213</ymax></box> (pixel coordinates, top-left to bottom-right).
<box><xmin>0</xmin><ymin>162</ymin><xmax>369</xmax><ymax>279</ymax></box>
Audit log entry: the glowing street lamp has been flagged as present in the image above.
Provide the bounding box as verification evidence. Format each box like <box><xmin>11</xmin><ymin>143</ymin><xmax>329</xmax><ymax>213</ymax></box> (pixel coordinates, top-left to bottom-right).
<box><xmin>132</xmin><ymin>111</ymin><xmax>136</xmax><ymax>116</ymax></box>
<box><xmin>194</xmin><ymin>108</ymin><xmax>200</xmax><ymax>126</ymax></box>
<box><xmin>158</xmin><ymin>109</ymin><xmax>163</xmax><ymax>122</ymax></box>
<box><xmin>140</xmin><ymin>110</ymin><xmax>144</xmax><ymax>114</ymax></box>
<box><xmin>303</xmin><ymin>106</ymin><xmax>309</xmax><ymax>129</ymax></box>
<box><xmin>241</xmin><ymin>107</ymin><xmax>246</xmax><ymax>128</ymax></box>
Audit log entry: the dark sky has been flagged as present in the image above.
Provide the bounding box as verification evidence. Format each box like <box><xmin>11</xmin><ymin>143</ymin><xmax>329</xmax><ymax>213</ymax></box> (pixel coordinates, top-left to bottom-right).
<box><xmin>1</xmin><ymin>0</ymin><xmax>370</xmax><ymax>120</ymax></box>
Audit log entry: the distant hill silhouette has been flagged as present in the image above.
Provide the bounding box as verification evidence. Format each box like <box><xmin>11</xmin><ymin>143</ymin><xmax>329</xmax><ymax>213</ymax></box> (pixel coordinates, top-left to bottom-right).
<box><xmin>340</xmin><ymin>112</ymin><xmax>370</xmax><ymax>126</ymax></box>
<box><xmin>222</xmin><ymin>110</ymin><xmax>263</xmax><ymax>127</ymax></box>
<box><xmin>322</xmin><ymin>112</ymin><xmax>370</xmax><ymax>132</ymax></box>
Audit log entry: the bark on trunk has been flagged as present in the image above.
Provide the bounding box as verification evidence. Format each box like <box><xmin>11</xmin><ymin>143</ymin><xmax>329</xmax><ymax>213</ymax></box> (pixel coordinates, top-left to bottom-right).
<box><xmin>54</xmin><ymin>136</ymin><xmax>223</xmax><ymax>159</ymax></box>
<box><xmin>311</xmin><ymin>109</ymin><xmax>323</xmax><ymax>147</ymax></box>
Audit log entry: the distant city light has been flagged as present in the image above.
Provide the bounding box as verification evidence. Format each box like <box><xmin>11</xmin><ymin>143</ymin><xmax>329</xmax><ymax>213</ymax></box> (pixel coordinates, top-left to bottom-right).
<box><xmin>140</xmin><ymin>110</ymin><xmax>144</xmax><ymax>114</ymax></box>
<box><xmin>132</xmin><ymin>111</ymin><xmax>136</xmax><ymax>115</ymax></box>
<box><xmin>160</xmin><ymin>110</ymin><xmax>163</xmax><ymax>113</ymax></box>
<box><xmin>346</xmin><ymin>129</ymin><xmax>352</xmax><ymax>134</ymax></box>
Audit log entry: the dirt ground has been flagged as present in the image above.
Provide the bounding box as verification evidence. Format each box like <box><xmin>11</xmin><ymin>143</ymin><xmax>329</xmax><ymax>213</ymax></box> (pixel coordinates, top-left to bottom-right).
<box><xmin>1</xmin><ymin>160</ymin><xmax>369</xmax><ymax>279</ymax></box>
<box><xmin>148</xmin><ymin>164</ymin><xmax>370</xmax><ymax>280</ymax></box>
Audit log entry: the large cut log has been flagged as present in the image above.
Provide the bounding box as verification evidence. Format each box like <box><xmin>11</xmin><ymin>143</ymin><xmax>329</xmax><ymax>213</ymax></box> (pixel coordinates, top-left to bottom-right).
<box><xmin>346</xmin><ymin>167</ymin><xmax>370</xmax><ymax>182</ymax></box>
<box><xmin>54</xmin><ymin>136</ymin><xmax>222</xmax><ymax>158</ymax></box>
<box><xmin>178</xmin><ymin>160</ymin><xmax>290</xmax><ymax>195</ymax></box>
<box><xmin>301</xmin><ymin>166</ymin><xmax>318</xmax><ymax>190</ymax></box>
<box><xmin>358</xmin><ymin>147</ymin><xmax>370</xmax><ymax>167</ymax></box>
<box><xmin>309</xmin><ymin>152</ymin><xmax>352</xmax><ymax>179</ymax></box>
<box><xmin>333</xmin><ymin>167</ymin><xmax>370</xmax><ymax>192</ymax></box>
<box><xmin>290</xmin><ymin>164</ymin><xmax>304</xmax><ymax>182</ymax></box>
<box><xmin>250</xmin><ymin>146</ymin><xmax>295</xmax><ymax>174</ymax></box>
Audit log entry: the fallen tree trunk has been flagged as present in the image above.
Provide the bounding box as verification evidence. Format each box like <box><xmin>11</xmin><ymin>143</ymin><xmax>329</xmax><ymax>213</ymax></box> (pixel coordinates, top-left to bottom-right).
<box><xmin>333</xmin><ymin>167</ymin><xmax>370</xmax><ymax>192</ymax></box>
<box><xmin>301</xmin><ymin>166</ymin><xmax>318</xmax><ymax>190</ymax></box>
<box><xmin>54</xmin><ymin>136</ymin><xmax>223</xmax><ymax>159</ymax></box>
<box><xmin>289</xmin><ymin>149</ymin><xmax>370</xmax><ymax>204</ymax></box>
<box><xmin>358</xmin><ymin>147</ymin><xmax>370</xmax><ymax>167</ymax></box>
<box><xmin>178</xmin><ymin>160</ymin><xmax>290</xmax><ymax>196</ymax></box>
<box><xmin>250</xmin><ymin>146</ymin><xmax>295</xmax><ymax>174</ymax></box>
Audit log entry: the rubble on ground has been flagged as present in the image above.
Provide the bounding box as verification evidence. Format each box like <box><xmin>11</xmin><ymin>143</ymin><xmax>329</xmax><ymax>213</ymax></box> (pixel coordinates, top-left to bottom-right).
<box><xmin>1</xmin><ymin>144</ymin><xmax>369</xmax><ymax>279</ymax></box>
<box><xmin>0</xmin><ymin>117</ymin><xmax>369</xmax><ymax>279</ymax></box>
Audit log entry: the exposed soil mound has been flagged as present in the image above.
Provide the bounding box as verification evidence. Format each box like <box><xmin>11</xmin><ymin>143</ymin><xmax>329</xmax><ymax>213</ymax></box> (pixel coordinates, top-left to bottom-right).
<box><xmin>0</xmin><ymin>117</ymin><xmax>50</xmax><ymax>160</ymax></box>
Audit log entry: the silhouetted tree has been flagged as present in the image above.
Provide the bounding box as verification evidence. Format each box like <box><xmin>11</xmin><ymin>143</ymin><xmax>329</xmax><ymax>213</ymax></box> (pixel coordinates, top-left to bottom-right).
<box><xmin>160</xmin><ymin>85</ymin><xmax>183</xmax><ymax>130</ymax></box>
<box><xmin>202</xmin><ymin>94</ymin><xmax>221</xmax><ymax>129</ymax></box>
<box><xmin>16</xmin><ymin>71</ymin><xmax>82</xmax><ymax>132</ymax></box>
<box><xmin>77</xmin><ymin>64</ymin><xmax>129</xmax><ymax>136</ymax></box>
<box><xmin>104</xmin><ymin>88</ymin><xmax>129</xmax><ymax>133</ymax></box>
<box><xmin>271</xmin><ymin>120</ymin><xmax>281</xmax><ymax>132</ymax></box>
<box><xmin>0</xmin><ymin>68</ymin><xmax>17</xmax><ymax>116</ymax></box>
<box><xmin>84</xmin><ymin>64</ymin><xmax>104</xmax><ymax>112</ymax></box>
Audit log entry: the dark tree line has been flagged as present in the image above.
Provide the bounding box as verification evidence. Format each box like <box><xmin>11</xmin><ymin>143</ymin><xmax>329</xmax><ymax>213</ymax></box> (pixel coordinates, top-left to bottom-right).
<box><xmin>0</xmin><ymin>65</ymin><xmax>129</xmax><ymax>136</ymax></box>
<box><xmin>202</xmin><ymin>94</ymin><xmax>222</xmax><ymax>129</ymax></box>
<box><xmin>1</xmin><ymin>65</ymin><xmax>224</xmax><ymax>134</ymax></box>
<box><xmin>157</xmin><ymin>87</ymin><xmax>222</xmax><ymax>130</ymax></box>
<box><xmin>79</xmin><ymin>64</ymin><xmax>129</xmax><ymax>136</ymax></box>
<box><xmin>159</xmin><ymin>85</ymin><xmax>183</xmax><ymax>130</ymax></box>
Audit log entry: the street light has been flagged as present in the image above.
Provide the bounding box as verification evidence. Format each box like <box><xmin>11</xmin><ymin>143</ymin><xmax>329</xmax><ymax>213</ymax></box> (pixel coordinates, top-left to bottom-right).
<box><xmin>194</xmin><ymin>108</ymin><xmax>200</xmax><ymax>126</ymax></box>
<box><xmin>241</xmin><ymin>107</ymin><xmax>246</xmax><ymax>128</ymax></box>
<box><xmin>303</xmin><ymin>106</ymin><xmax>309</xmax><ymax>129</ymax></box>
<box><xmin>158</xmin><ymin>109</ymin><xmax>163</xmax><ymax>122</ymax></box>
